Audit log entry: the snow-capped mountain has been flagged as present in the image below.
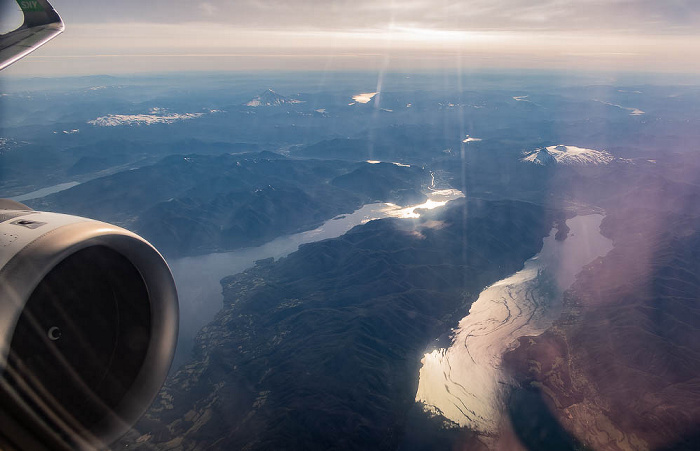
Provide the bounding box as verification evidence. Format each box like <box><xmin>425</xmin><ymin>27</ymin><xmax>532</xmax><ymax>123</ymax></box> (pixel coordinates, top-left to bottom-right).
<box><xmin>522</xmin><ymin>145</ymin><xmax>614</xmax><ymax>166</ymax></box>
<box><xmin>88</xmin><ymin>112</ymin><xmax>204</xmax><ymax>126</ymax></box>
<box><xmin>245</xmin><ymin>89</ymin><xmax>304</xmax><ymax>107</ymax></box>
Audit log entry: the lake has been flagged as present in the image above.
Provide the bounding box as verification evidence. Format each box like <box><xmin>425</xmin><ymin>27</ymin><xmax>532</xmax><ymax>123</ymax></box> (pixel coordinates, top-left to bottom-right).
<box><xmin>415</xmin><ymin>214</ymin><xmax>613</xmax><ymax>434</ymax></box>
<box><xmin>170</xmin><ymin>188</ymin><xmax>464</xmax><ymax>370</ymax></box>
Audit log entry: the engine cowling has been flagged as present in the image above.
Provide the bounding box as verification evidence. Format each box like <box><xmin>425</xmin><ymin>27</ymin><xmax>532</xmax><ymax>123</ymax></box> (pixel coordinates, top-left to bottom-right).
<box><xmin>0</xmin><ymin>201</ymin><xmax>178</xmax><ymax>450</ymax></box>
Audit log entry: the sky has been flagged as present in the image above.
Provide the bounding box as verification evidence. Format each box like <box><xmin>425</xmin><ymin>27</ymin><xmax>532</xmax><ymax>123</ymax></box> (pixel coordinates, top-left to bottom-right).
<box><xmin>2</xmin><ymin>0</ymin><xmax>700</xmax><ymax>75</ymax></box>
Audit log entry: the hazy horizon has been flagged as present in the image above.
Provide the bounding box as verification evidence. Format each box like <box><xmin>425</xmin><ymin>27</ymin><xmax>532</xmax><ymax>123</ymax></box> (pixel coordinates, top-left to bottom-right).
<box><xmin>1</xmin><ymin>0</ymin><xmax>700</xmax><ymax>76</ymax></box>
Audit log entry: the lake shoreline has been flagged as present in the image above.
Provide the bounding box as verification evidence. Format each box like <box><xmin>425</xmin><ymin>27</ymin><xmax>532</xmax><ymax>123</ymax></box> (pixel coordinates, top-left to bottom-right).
<box><xmin>169</xmin><ymin>189</ymin><xmax>464</xmax><ymax>371</ymax></box>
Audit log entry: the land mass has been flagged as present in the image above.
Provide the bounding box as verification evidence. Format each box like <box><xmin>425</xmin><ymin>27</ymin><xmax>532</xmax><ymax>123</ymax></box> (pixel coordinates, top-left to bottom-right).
<box><xmin>117</xmin><ymin>198</ymin><xmax>553</xmax><ymax>450</ymax></box>
<box><xmin>30</xmin><ymin>153</ymin><xmax>428</xmax><ymax>258</ymax></box>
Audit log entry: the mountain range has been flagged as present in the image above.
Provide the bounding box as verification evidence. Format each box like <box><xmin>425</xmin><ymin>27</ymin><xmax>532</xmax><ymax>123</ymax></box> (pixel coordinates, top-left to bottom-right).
<box><xmin>4</xmin><ymin>73</ymin><xmax>700</xmax><ymax>450</ymax></box>
<box><xmin>30</xmin><ymin>153</ymin><xmax>429</xmax><ymax>257</ymax></box>
<box><xmin>116</xmin><ymin>198</ymin><xmax>554</xmax><ymax>451</ymax></box>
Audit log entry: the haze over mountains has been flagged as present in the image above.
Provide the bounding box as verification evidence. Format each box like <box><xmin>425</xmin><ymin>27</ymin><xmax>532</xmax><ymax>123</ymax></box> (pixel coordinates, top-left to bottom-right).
<box><xmin>30</xmin><ymin>154</ymin><xmax>428</xmax><ymax>257</ymax></box>
<box><xmin>2</xmin><ymin>71</ymin><xmax>700</xmax><ymax>450</ymax></box>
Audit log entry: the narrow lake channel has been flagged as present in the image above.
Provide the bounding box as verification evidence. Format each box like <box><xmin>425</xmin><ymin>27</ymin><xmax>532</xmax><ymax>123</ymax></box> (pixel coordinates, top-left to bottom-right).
<box><xmin>169</xmin><ymin>189</ymin><xmax>464</xmax><ymax>370</ymax></box>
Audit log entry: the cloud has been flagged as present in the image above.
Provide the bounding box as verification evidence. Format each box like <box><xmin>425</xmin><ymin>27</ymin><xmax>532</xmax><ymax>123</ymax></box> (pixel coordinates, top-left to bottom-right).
<box><xmin>6</xmin><ymin>0</ymin><xmax>700</xmax><ymax>75</ymax></box>
<box><xmin>53</xmin><ymin>0</ymin><xmax>700</xmax><ymax>35</ymax></box>
<box><xmin>8</xmin><ymin>19</ymin><xmax>699</xmax><ymax>76</ymax></box>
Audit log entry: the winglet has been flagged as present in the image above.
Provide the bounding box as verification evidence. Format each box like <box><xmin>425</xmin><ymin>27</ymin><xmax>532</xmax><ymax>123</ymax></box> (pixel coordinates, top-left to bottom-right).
<box><xmin>0</xmin><ymin>0</ymin><xmax>64</xmax><ymax>71</ymax></box>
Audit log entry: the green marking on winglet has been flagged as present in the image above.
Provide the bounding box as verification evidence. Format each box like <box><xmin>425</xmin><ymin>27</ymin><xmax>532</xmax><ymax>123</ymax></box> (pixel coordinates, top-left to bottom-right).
<box><xmin>17</xmin><ymin>0</ymin><xmax>44</xmax><ymax>12</ymax></box>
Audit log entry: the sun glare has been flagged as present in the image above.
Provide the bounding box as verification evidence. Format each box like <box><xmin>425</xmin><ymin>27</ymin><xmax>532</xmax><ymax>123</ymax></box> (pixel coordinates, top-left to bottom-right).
<box><xmin>353</xmin><ymin>92</ymin><xmax>378</xmax><ymax>103</ymax></box>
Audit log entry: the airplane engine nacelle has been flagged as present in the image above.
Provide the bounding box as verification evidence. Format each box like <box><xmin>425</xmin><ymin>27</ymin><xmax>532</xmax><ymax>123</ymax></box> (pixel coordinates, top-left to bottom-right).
<box><xmin>0</xmin><ymin>201</ymin><xmax>178</xmax><ymax>450</ymax></box>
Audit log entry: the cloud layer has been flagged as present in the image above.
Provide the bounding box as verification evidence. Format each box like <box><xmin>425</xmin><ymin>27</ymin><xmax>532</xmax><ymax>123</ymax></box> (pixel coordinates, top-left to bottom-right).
<box><xmin>4</xmin><ymin>0</ymin><xmax>700</xmax><ymax>75</ymax></box>
<box><xmin>53</xmin><ymin>0</ymin><xmax>700</xmax><ymax>34</ymax></box>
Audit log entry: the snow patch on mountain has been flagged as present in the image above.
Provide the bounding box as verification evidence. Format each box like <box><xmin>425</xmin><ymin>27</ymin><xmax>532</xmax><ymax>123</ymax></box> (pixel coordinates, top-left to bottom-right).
<box><xmin>594</xmin><ymin>99</ymin><xmax>645</xmax><ymax>115</ymax></box>
<box><xmin>88</xmin><ymin>111</ymin><xmax>204</xmax><ymax>126</ymax></box>
<box><xmin>522</xmin><ymin>145</ymin><xmax>614</xmax><ymax>166</ymax></box>
<box><xmin>366</xmin><ymin>160</ymin><xmax>410</xmax><ymax>167</ymax></box>
<box><xmin>0</xmin><ymin>138</ymin><xmax>21</xmax><ymax>155</ymax></box>
<box><xmin>246</xmin><ymin>89</ymin><xmax>303</xmax><ymax>107</ymax></box>
<box><xmin>526</xmin><ymin>148</ymin><xmax>557</xmax><ymax>166</ymax></box>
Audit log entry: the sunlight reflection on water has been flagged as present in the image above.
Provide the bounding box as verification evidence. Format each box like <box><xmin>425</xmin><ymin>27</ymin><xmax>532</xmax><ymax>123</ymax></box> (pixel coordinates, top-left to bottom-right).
<box><xmin>415</xmin><ymin>214</ymin><xmax>613</xmax><ymax>433</ymax></box>
<box><xmin>170</xmin><ymin>188</ymin><xmax>464</xmax><ymax>370</ymax></box>
<box><xmin>352</xmin><ymin>92</ymin><xmax>378</xmax><ymax>103</ymax></box>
